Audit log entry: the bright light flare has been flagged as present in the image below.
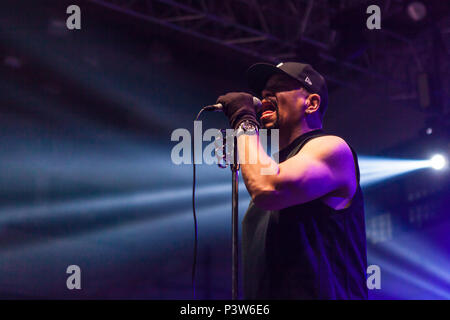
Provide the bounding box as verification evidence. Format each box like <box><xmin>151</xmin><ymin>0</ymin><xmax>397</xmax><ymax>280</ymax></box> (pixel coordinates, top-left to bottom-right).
<box><xmin>429</xmin><ymin>154</ymin><xmax>447</xmax><ymax>170</ymax></box>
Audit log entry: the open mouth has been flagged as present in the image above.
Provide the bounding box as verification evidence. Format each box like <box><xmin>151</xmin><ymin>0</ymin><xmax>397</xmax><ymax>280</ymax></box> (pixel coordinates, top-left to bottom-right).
<box><xmin>260</xmin><ymin>99</ymin><xmax>277</xmax><ymax>120</ymax></box>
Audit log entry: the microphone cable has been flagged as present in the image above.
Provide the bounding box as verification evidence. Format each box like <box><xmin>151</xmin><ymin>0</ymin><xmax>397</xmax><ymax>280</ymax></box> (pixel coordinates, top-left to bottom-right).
<box><xmin>191</xmin><ymin>98</ymin><xmax>259</xmax><ymax>298</ymax></box>
<box><xmin>191</xmin><ymin>107</ymin><xmax>207</xmax><ymax>299</ymax></box>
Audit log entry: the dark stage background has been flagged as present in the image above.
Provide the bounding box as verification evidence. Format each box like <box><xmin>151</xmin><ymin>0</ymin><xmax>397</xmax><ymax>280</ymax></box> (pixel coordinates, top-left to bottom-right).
<box><xmin>0</xmin><ymin>0</ymin><xmax>449</xmax><ymax>299</ymax></box>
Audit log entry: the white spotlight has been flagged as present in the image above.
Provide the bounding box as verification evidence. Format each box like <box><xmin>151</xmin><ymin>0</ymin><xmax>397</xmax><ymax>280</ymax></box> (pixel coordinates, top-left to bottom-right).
<box><xmin>430</xmin><ymin>154</ymin><xmax>447</xmax><ymax>170</ymax></box>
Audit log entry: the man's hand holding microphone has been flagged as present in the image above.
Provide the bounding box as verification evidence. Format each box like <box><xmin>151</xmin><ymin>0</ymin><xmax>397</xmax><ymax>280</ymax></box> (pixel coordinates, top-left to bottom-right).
<box><xmin>215</xmin><ymin>92</ymin><xmax>261</xmax><ymax>130</ymax></box>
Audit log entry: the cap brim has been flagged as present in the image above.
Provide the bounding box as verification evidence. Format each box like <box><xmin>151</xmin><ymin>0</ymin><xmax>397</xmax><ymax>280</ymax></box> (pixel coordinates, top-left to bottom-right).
<box><xmin>246</xmin><ymin>63</ymin><xmax>287</xmax><ymax>97</ymax></box>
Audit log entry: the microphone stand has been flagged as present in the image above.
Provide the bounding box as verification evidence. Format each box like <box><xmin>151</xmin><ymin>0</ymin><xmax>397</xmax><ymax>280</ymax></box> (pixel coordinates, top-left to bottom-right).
<box><xmin>206</xmin><ymin>101</ymin><xmax>261</xmax><ymax>299</ymax></box>
<box><xmin>216</xmin><ymin>130</ymin><xmax>239</xmax><ymax>300</ymax></box>
<box><xmin>231</xmin><ymin>135</ymin><xmax>239</xmax><ymax>300</ymax></box>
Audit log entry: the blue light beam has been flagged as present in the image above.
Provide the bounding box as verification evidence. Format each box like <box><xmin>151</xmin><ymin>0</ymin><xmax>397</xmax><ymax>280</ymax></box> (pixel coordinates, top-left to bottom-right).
<box><xmin>359</xmin><ymin>156</ymin><xmax>432</xmax><ymax>187</ymax></box>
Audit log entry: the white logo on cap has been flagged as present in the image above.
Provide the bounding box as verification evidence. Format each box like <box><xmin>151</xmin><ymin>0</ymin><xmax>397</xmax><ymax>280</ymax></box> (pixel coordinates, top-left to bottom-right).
<box><xmin>305</xmin><ymin>76</ymin><xmax>312</xmax><ymax>85</ymax></box>
<box><xmin>276</xmin><ymin>63</ymin><xmax>284</xmax><ymax>68</ymax></box>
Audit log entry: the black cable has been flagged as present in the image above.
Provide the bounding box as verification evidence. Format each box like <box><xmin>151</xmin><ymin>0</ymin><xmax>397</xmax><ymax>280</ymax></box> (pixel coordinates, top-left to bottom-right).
<box><xmin>192</xmin><ymin>108</ymin><xmax>205</xmax><ymax>299</ymax></box>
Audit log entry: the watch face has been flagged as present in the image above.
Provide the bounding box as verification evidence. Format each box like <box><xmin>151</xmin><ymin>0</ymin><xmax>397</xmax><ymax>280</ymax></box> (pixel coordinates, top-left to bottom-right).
<box><xmin>242</xmin><ymin>122</ymin><xmax>252</xmax><ymax>130</ymax></box>
<box><xmin>242</xmin><ymin>121</ymin><xmax>257</xmax><ymax>134</ymax></box>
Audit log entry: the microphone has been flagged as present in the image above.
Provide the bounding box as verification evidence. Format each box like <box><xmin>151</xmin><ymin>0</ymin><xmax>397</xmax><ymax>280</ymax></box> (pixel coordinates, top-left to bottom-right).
<box><xmin>203</xmin><ymin>97</ymin><xmax>262</xmax><ymax>112</ymax></box>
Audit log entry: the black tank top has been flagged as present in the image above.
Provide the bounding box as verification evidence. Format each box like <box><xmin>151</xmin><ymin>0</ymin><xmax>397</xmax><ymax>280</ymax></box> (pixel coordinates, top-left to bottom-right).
<box><xmin>241</xmin><ymin>129</ymin><xmax>368</xmax><ymax>299</ymax></box>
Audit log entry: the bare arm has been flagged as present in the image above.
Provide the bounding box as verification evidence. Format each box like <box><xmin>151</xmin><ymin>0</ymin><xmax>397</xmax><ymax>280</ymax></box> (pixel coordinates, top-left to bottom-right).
<box><xmin>237</xmin><ymin>133</ymin><xmax>356</xmax><ymax>211</ymax></box>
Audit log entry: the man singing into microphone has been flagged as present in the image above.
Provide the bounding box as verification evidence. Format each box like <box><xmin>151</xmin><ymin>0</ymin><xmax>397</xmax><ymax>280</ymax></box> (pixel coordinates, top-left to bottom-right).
<box><xmin>217</xmin><ymin>62</ymin><xmax>368</xmax><ymax>299</ymax></box>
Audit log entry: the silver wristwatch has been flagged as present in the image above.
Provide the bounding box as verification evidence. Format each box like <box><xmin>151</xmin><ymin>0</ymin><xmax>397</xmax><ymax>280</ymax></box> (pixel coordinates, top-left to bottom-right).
<box><xmin>236</xmin><ymin>120</ymin><xmax>258</xmax><ymax>137</ymax></box>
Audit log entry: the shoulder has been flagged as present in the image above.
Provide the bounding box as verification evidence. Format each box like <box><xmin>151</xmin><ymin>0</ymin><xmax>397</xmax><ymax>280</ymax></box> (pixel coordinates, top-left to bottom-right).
<box><xmin>295</xmin><ymin>135</ymin><xmax>356</xmax><ymax>188</ymax></box>
<box><xmin>300</xmin><ymin>135</ymin><xmax>353</xmax><ymax>163</ymax></box>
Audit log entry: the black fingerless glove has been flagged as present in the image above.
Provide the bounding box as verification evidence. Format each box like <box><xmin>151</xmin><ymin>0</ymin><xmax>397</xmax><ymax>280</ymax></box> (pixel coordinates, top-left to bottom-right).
<box><xmin>216</xmin><ymin>92</ymin><xmax>259</xmax><ymax>129</ymax></box>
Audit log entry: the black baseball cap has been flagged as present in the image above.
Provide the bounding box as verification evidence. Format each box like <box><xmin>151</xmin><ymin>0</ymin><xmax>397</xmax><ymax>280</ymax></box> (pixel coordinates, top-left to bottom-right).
<box><xmin>246</xmin><ymin>62</ymin><xmax>328</xmax><ymax>110</ymax></box>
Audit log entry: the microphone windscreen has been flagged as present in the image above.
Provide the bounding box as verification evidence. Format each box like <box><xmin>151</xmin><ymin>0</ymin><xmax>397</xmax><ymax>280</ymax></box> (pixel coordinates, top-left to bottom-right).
<box><xmin>253</xmin><ymin>97</ymin><xmax>262</xmax><ymax>113</ymax></box>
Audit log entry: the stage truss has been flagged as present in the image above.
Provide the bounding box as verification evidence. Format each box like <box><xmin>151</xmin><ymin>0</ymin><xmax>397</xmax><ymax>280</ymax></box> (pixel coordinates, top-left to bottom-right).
<box><xmin>88</xmin><ymin>0</ymin><xmax>449</xmax><ymax>115</ymax></box>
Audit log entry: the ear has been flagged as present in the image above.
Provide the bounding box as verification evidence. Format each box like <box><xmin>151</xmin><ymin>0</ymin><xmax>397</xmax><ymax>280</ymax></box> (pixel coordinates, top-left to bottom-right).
<box><xmin>305</xmin><ymin>94</ymin><xmax>321</xmax><ymax>114</ymax></box>
<box><xmin>309</xmin><ymin>94</ymin><xmax>321</xmax><ymax>108</ymax></box>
